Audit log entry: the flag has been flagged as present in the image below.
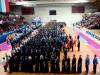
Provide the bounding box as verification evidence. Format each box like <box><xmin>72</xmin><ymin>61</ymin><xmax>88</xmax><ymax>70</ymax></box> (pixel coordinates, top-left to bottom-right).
<box><xmin>0</xmin><ymin>0</ymin><xmax>10</xmax><ymax>13</ymax></box>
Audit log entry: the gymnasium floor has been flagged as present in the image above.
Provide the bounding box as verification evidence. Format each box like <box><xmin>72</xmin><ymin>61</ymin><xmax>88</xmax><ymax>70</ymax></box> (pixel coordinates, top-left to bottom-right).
<box><xmin>89</xmin><ymin>29</ymin><xmax>100</xmax><ymax>36</ymax></box>
<box><xmin>0</xmin><ymin>26</ymin><xmax>100</xmax><ymax>75</ymax></box>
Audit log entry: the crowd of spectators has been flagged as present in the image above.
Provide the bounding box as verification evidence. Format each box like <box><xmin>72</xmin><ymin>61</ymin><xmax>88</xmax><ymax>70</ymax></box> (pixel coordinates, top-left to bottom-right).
<box><xmin>77</xmin><ymin>14</ymin><xmax>100</xmax><ymax>29</ymax></box>
<box><xmin>0</xmin><ymin>13</ymin><xmax>27</xmax><ymax>34</ymax></box>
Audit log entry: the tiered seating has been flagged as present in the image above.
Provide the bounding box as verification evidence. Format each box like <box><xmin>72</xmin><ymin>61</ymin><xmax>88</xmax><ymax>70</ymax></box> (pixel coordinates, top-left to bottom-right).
<box><xmin>79</xmin><ymin>14</ymin><xmax>100</xmax><ymax>29</ymax></box>
<box><xmin>0</xmin><ymin>14</ymin><xmax>27</xmax><ymax>34</ymax></box>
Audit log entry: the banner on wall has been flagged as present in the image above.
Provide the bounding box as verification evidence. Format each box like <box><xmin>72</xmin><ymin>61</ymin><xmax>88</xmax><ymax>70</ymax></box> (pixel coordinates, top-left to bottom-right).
<box><xmin>86</xmin><ymin>31</ymin><xmax>100</xmax><ymax>40</ymax></box>
<box><xmin>0</xmin><ymin>0</ymin><xmax>10</xmax><ymax>13</ymax></box>
<box><xmin>81</xmin><ymin>27</ymin><xmax>100</xmax><ymax>41</ymax></box>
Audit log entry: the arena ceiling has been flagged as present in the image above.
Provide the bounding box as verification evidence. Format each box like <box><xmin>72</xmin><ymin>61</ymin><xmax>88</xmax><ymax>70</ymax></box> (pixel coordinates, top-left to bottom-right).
<box><xmin>9</xmin><ymin>0</ymin><xmax>100</xmax><ymax>9</ymax></box>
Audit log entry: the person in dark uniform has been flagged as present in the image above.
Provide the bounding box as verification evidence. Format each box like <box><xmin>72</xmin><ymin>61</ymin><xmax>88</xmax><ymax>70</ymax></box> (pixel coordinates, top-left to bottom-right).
<box><xmin>8</xmin><ymin>56</ymin><xmax>15</xmax><ymax>73</ymax></box>
<box><xmin>44</xmin><ymin>55</ymin><xmax>49</xmax><ymax>73</ymax></box>
<box><xmin>77</xmin><ymin>55</ymin><xmax>82</xmax><ymax>73</ymax></box>
<box><xmin>35</xmin><ymin>56</ymin><xmax>39</xmax><ymax>72</ymax></box>
<box><xmin>28</xmin><ymin>56</ymin><xmax>33</xmax><ymax>72</ymax></box>
<box><xmin>31</xmin><ymin>50</ymin><xmax>35</xmax><ymax>72</ymax></box>
<box><xmin>77</xmin><ymin>35</ymin><xmax>80</xmax><ymax>40</ymax></box>
<box><xmin>72</xmin><ymin>54</ymin><xmax>76</xmax><ymax>73</ymax></box>
<box><xmin>14</xmin><ymin>56</ymin><xmax>19</xmax><ymax>72</ymax></box>
<box><xmin>66</xmin><ymin>56</ymin><xmax>70</xmax><ymax>74</ymax></box>
<box><xmin>20</xmin><ymin>56</ymin><xmax>25</xmax><ymax>72</ymax></box>
<box><xmin>62</xmin><ymin>56</ymin><xmax>66</xmax><ymax>73</ymax></box>
<box><xmin>40</xmin><ymin>55</ymin><xmax>44</xmax><ymax>72</ymax></box>
<box><xmin>56</xmin><ymin>48</ymin><xmax>60</xmax><ymax>58</ymax></box>
<box><xmin>8</xmin><ymin>56</ymin><xmax>12</xmax><ymax>73</ymax></box>
<box><xmin>85</xmin><ymin>55</ymin><xmax>90</xmax><ymax>74</ymax></box>
<box><xmin>64</xmin><ymin>56</ymin><xmax>67</xmax><ymax>73</ymax></box>
<box><xmin>63</xmin><ymin>46</ymin><xmax>67</xmax><ymax>57</ymax></box>
<box><xmin>69</xmin><ymin>37</ymin><xmax>73</xmax><ymax>52</ymax></box>
<box><xmin>55</xmin><ymin>56</ymin><xmax>60</xmax><ymax>73</ymax></box>
<box><xmin>23</xmin><ymin>56</ymin><xmax>28</xmax><ymax>72</ymax></box>
<box><xmin>93</xmin><ymin>55</ymin><xmax>98</xmax><ymax>74</ymax></box>
<box><xmin>50</xmin><ymin>55</ymin><xmax>55</xmax><ymax>73</ymax></box>
<box><xmin>77</xmin><ymin>39</ymin><xmax>80</xmax><ymax>51</ymax></box>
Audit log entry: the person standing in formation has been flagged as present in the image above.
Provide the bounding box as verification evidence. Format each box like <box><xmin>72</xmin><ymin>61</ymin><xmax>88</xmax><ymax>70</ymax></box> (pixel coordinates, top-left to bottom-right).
<box><xmin>66</xmin><ymin>56</ymin><xmax>70</xmax><ymax>73</ymax></box>
<box><xmin>77</xmin><ymin>39</ymin><xmax>80</xmax><ymax>51</ymax></box>
<box><xmin>85</xmin><ymin>55</ymin><xmax>90</xmax><ymax>74</ymax></box>
<box><xmin>72</xmin><ymin>54</ymin><xmax>76</xmax><ymax>73</ymax></box>
<box><xmin>77</xmin><ymin>55</ymin><xmax>82</xmax><ymax>73</ymax></box>
<box><xmin>93</xmin><ymin>55</ymin><xmax>98</xmax><ymax>74</ymax></box>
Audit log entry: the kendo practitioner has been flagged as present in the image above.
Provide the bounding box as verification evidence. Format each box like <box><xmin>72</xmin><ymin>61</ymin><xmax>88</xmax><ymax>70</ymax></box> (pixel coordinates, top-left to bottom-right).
<box><xmin>8</xmin><ymin>56</ymin><xmax>15</xmax><ymax>73</ymax></box>
<box><xmin>93</xmin><ymin>55</ymin><xmax>98</xmax><ymax>74</ymax></box>
<box><xmin>56</xmin><ymin>37</ymin><xmax>62</xmax><ymax>51</ymax></box>
<box><xmin>10</xmin><ymin>40</ymin><xmax>15</xmax><ymax>50</ymax></box>
<box><xmin>64</xmin><ymin>56</ymin><xmax>67</xmax><ymax>73</ymax></box>
<box><xmin>62</xmin><ymin>56</ymin><xmax>66</xmax><ymax>73</ymax></box>
<box><xmin>27</xmin><ymin>56</ymin><xmax>33</xmax><ymax>72</ymax></box>
<box><xmin>85</xmin><ymin>55</ymin><xmax>90</xmax><ymax>73</ymax></box>
<box><xmin>72</xmin><ymin>54</ymin><xmax>76</xmax><ymax>73</ymax></box>
<box><xmin>63</xmin><ymin>46</ymin><xmax>67</xmax><ymax>57</ymax></box>
<box><xmin>77</xmin><ymin>39</ymin><xmax>80</xmax><ymax>51</ymax></box>
<box><xmin>20</xmin><ymin>56</ymin><xmax>26</xmax><ymax>72</ymax></box>
<box><xmin>69</xmin><ymin>35</ymin><xmax>73</xmax><ymax>52</ymax></box>
<box><xmin>55</xmin><ymin>48</ymin><xmax>60</xmax><ymax>58</ymax></box>
<box><xmin>35</xmin><ymin>56</ymin><xmax>39</xmax><ymax>72</ymax></box>
<box><xmin>50</xmin><ymin>55</ymin><xmax>55</xmax><ymax>73</ymax></box>
<box><xmin>8</xmin><ymin>56</ymin><xmax>11</xmax><ymax>73</ymax></box>
<box><xmin>55</xmin><ymin>56</ymin><xmax>60</xmax><ymax>73</ymax></box>
<box><xmin>66</xmin><ymin>56</ymin><xmax>70</xmax><ymax>74</ymax></box>
<box><xmin>77</xmin><ymin>35</ymin><xmax>80</xmax><ymax>40</ymax></box>
<box><xmin>23</xmin><ymin>56</ymin><xmax>28</xmax><ymax>72</ymax></box>
<box><xmin>13</xmin><ymin>56</ymin><xmax>19</xmax><ymax>72</ymax></box>
<box><xmin>31</xmin><ymin>50</ymin><xmax>35</xmax><ymax>72</ymax></box>
<box><xmin>44</xmin><ymin>55</ymin><xmax>49</xmax><ymax>73</ymax></box>
<box><xmin>77</xmin><ymin>55</ymin><xmax>82</xmax><ymax>73</ymax></box>
<box><xmin>40</xmin><ymin>55</ymin><xmax>44</xmax><ymax>72</ymax></box>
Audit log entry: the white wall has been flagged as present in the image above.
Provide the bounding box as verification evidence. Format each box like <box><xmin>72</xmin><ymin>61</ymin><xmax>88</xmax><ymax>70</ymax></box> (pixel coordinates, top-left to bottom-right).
<box><xmin>11</xmin><ymin>5</ymin><xmax>97</xmax><ymax>26</ymax></box>
<box><xmin>23</xmin><ymin>7</ymin><xmax>84</xmax><ymax>26</ymax></box>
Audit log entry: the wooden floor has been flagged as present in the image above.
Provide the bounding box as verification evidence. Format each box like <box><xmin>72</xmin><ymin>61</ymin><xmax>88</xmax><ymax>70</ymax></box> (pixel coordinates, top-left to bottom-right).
<box><xmin>88</xmin><ymin>29</ymin><xmax>100</xmax><ymax>36</ymax></box>
<box><xmin>0</xmin><ymin>26</ymin><xmax>100</xmax><ymax>75</ymax></box>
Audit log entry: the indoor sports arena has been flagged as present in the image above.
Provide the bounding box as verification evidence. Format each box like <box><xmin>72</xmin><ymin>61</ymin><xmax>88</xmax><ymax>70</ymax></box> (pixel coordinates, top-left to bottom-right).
<box><xmin>0</xmin><ymin>0</ymin><xmax>100</xmax><ymax>75</ymax></box>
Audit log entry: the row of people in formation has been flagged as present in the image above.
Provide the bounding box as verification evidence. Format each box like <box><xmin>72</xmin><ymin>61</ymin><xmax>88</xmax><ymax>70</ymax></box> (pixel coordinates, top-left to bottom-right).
<box><xmin>3</xmin><ymin>54</ymin><xmax>98</xmax><ymax>74</ymax></box>
<box><xmin>3</xmin><ymin>22</ymin><xmax>97</xmax><ymax>74</ymax></box>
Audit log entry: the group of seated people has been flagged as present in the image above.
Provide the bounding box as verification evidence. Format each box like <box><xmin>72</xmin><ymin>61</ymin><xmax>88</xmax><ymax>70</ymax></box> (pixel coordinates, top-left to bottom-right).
<box><xmin>0</xmin><ymin>13</ymin><xmax>27</xmax><ymax>34</ymax></box>
<box><xmin>77</xmin><ymin>14</ymin><xmax>100</xmax><ymax>29</ymax></box>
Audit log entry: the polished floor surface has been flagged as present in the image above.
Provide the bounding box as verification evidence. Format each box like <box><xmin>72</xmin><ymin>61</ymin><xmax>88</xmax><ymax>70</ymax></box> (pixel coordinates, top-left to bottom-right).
<box><xmin>89</xmin><ymin>29</ymin><xmax>100</xmax><ymax>36</ymax></box>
